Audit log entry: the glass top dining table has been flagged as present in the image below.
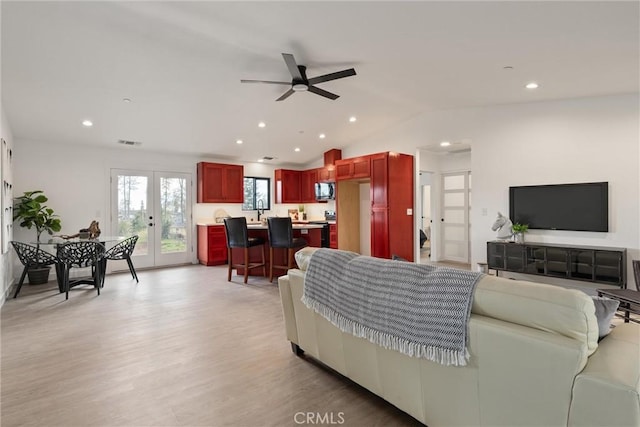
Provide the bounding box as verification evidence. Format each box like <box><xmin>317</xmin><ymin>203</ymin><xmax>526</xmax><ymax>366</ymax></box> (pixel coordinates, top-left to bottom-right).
<box><xmin>32</xmin><ymin>236</ymin><xmax>126</xmax><ymax>246</ymax></box>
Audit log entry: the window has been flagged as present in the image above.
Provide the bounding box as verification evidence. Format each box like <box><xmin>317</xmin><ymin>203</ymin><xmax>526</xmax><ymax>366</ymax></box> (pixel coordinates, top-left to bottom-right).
<box><xmin>243</xmin><ymin>177</ymin><xmax>270</xmax><ymax>211</ymax></box>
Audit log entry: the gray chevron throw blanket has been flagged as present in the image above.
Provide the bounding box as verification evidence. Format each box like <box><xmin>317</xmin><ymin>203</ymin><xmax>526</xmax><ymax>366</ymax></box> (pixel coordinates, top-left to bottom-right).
<box><xmin>301</xmin><ymin>248</ymin><xmax>483</xmax><ymax>366</ymax></box>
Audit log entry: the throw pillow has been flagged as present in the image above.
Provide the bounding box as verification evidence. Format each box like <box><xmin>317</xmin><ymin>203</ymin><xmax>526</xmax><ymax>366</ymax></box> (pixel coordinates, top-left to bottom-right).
<box><xmin>591</xmin><ymin>296</ymin><xmax>620</xmax><ymax>339</ymax></box>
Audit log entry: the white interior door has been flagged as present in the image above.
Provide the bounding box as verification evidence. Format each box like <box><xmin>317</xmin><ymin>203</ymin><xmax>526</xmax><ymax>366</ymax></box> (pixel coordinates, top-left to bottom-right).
<box><xmin>440</xmin><ymin>171</ymin><xmax>471</xmax><ymax>263</ymax></box>
<box><xmin>111</xmin><ymin>169</ymin><xmax>192</xmax><ymax>270</ymax></box>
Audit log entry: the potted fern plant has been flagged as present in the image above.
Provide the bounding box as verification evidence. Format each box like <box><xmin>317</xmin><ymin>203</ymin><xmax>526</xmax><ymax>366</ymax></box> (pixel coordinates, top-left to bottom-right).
<box><xmin>511</xmin><ymin>223</ymin><xmax>529</xmax><ymax>244</ymax></box>
<box><xmin>13</xmin><ymin>190</ymin><xmax>62</xmax><ymax>284</ymax></box>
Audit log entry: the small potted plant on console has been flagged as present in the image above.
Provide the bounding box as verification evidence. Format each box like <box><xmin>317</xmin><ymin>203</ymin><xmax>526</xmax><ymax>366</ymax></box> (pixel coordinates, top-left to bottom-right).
<box><xmin>511</xmin><ymin>223</ymin><xmax>529</xmax><ymax>244</ymax></box>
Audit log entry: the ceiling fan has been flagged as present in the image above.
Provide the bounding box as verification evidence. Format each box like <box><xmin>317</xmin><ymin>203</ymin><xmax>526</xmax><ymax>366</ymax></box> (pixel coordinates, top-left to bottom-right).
<box><xmin>241</xmin><ymin>53</ymin><xmax>356</xmax><ymax>101</ymax></box>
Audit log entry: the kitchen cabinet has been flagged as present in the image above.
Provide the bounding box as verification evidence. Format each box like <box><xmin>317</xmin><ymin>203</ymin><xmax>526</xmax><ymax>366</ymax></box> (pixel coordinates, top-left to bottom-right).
<box><xmin>274</xmin><ymin>169</ymin><xmax>301</xmax><ymax>204</ymax></box>
<box><xmin>197</xmin><ymin>225</ymin><xmax>228</xmax><ymax>266</ymax></box>
<box><xmin>329</xmin><ymin>224</ymin><xmax>338</xmax><ymax>249</ymax></box>
<box><xmin>300</xmin><ymin>169</ymin><xmax>317</xmax><ymax>203</ymax></box>
<box><xmin>317</xmin><ymin>166</ymin><xmax>336</xmax><ymax>183</ymax></box>
<box><xmin>335</xmin><ymin>156</ymin><xmax>371</xmax><ymax>180</ymax></box>
<box><xmin>336</xmin><ymin>152</ymin><xmax>414</xmax><ymax>261</ymax></box>
<box><xmin>197</xmin><ymin>162</ymin><xmax>244</xmax><ymax>203</ymax></box>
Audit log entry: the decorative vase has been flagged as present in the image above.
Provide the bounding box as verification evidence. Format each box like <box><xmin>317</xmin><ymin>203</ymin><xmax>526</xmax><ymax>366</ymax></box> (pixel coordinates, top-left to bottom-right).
<box><xmin>27</xmin><ymin>266</ymin><xmax>51</xmax><ymax>285</ymax></box>
<box><xmin>514</xmin><ymin>232</ymin><xmax>524</xmax><ymax>244</ymax></box>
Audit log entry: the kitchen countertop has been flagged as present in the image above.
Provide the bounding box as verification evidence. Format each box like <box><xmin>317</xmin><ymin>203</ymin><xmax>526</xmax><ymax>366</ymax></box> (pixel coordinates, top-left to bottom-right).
<box><xmin>196</xmin><ymin>220</ymin><xmax>325</xmax><ymax>230</ymax></box>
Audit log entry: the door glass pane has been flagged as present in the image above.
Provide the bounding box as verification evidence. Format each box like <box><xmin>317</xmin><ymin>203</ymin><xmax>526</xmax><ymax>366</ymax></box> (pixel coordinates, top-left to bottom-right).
<box><xmin>444</xmin><ymin>208</ymin><xmax>464</xmax><ymax>224</ymax></box>
<box><xmin>444</xmin><ymin>192</ymin><xmax>464</xmax><ymax>207</ymax></box>
<box><xmin>443</xmin><ymin>174</ymin><xmax>464</xmax><ymax>190</ymax></box>
<box><xmin>117</xmin><ymin>175</ymin><xmax>148</xmax><ymax>256</ymax></box>
<box><xmin>159</xmin><ymin>177</ymin><xmax>187</xmax><ymax>254</ymax></box>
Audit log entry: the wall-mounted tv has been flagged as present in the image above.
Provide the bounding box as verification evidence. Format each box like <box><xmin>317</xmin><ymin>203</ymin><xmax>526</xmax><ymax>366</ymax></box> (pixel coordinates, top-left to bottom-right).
<box><xmin>509</xmin><ymin>182</ymin><xmax>609</xmax><ymax>232</ymax></box>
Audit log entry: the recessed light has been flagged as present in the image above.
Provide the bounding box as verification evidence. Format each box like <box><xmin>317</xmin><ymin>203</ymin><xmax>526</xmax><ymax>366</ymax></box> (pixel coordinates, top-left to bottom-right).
<box><xmin>319</xmin><ymin>133</ymin><xmax>326</xmax><ymax>139</ymax></box>
<box><xmin>349</xmin><ymin>116</ymin><xmax>357</xmax><ymax>123</ymax></box>
<box><xmin>525</xmin><ymin>82</ymin><xmax>539</xmax><ymax>89</ymax></box>
<box><xmin>258</xmin><ymin>158</ymin><xmax>264</xmax><ymax>162</ymax></box>
<box><xmin>258</xmin><ymin>122</ymin><xmax>266</xmax><ymax>128</ymax></box>
<box><xmin>294</xmin><ymin>147</ymin><xmax>301</xmax><ymax>152</ymax></box>
<box><xmin>82</xmin><ymin>120</ymin><xmax>93</xmax><ymax>127</ymax></box>
<box><xmin>440</xmin><ymin>141</ymin><xmax>451</xmax><ymax>147</ymax></box>
<box><xmin>122</xmin><ymin>98</ymin><xmax>132</xmax><ymax>103</ymax></box>
<box><xmin>236</xmin><ymin>139</ymin><xmax>243</xmax><ymax>145</ymax></box>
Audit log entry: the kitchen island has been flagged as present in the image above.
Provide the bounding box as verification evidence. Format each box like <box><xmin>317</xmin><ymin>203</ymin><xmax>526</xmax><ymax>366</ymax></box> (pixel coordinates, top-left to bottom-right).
<box><xmin>197</xmin><ymin>221</ymin><xmax>324</xmax><ymax>278</ymax></box>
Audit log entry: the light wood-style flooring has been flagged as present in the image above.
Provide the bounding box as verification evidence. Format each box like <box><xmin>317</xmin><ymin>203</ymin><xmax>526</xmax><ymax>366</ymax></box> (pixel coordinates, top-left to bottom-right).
<box><xmin>1</xmin><ymin>265</ymin><xmax>422</xmax><ymax>427</ymax></box>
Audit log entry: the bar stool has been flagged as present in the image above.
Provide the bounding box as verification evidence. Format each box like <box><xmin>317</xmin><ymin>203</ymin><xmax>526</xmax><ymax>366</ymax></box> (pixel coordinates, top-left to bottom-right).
<box><xmin>223</xmin><ymin>217</ymin><xmax>266</xmax><ymax>284</ymax></box>
<box><xmin>267</xmin><ymin>217</ymin><xmax>307</xmax><ymax>282</ymax></box>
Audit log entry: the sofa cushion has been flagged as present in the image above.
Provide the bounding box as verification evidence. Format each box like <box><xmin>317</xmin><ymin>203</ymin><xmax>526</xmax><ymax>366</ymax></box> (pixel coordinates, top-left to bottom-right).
<box><xmin>294</xmin><ymin>247</ymin><xmax>320</xmax><ymax>271</ymax></box>
<box><xmin>472</xmin><ymin>275</ymin><xmax>599</xmax><ymax>355</ymax></box>
<box><xmin>591</xmin><ymin>296</ymin><xmax>620</xmax><ymax>339</ymax></box>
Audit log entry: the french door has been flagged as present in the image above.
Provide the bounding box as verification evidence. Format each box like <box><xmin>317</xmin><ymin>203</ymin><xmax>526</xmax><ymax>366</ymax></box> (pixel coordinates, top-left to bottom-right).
<box><xmin>440</xmin><ymin>171</ymin><xmax>471</xmax><ymax>263</ymax></box>
<box><xmin>110</xmin><ymin>169</ymin><xmax>192</xmax><ymax>269</ymax></box>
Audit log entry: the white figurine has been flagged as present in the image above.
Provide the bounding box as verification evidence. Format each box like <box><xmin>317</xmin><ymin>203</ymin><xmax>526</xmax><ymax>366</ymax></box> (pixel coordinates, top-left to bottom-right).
<box><xmin>491</xmin><ymin>212</ymin><xmax>514</xmax><ymax>240</ymax></box>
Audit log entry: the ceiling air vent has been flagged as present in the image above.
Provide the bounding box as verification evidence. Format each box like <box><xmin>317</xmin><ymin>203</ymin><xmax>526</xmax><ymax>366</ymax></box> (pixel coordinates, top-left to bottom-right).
<box><xmin>117</xmin><ymin>139</ymin><xmax>142</xmax><ymax>146</ymax></box>
<box><xmin>262</xmin><ymin>156</ymin><xmax>275</xmax><ymax>161</ymax></box>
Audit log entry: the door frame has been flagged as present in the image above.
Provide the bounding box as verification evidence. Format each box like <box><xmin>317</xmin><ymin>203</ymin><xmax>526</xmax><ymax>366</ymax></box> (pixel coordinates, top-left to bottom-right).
<box><xmin>109</xmin><ymin>168</ymin><xmax>193</xmax><ymax>271</ymax></box>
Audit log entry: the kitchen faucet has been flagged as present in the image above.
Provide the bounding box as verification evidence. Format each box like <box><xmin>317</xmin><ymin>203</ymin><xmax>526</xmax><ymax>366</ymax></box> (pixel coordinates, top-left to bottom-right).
<box><xmin>257</xmin><ymin>199</ymin><xmax>265</xmax><ymax>222</ymax></box>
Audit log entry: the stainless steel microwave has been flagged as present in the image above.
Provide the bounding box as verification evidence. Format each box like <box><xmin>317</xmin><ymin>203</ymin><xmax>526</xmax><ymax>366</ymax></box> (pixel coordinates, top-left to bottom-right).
<box><xmin>315</xmin><ymin>182</ymin><xmax>335</xmax><ymax>200</ymax></box>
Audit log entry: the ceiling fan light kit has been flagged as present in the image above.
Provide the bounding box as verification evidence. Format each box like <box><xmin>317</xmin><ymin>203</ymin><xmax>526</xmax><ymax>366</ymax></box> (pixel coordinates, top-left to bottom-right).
<box><xmin>241</xmin><ymin>53</ymin><xmax>356</xmax><ymax>101</ymax></box>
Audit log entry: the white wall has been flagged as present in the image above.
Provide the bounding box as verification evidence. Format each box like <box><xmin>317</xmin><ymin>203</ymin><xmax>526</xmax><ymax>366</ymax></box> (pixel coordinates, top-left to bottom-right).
<box><xmin>10</xmin><ymin>93</ymin><xmax>639</xmax><ymax>292</ymax></box>
<box><xmin>11</xmin><ymin>140</ymin><xmax>335</xmax><ymax>278</ymax></box>
<box><xmin>343</xmin><ymin>94</ymin><xmax>639</xmax><ymax>288</ymax></box>
<box><xmin>1</xmin><ymin>104</ymin><xmax>15</xmax><ymax>303</ymax></box>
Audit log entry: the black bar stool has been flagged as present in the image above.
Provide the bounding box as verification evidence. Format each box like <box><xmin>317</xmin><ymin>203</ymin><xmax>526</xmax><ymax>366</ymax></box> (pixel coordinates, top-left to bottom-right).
<box><xmin>267</xmin><ymin>217</ymin><xmax>307</xmax><ymax>282</ymax></box>
<box><xmin>223</xmin><ymin>217</ymin><xmax>266</xmax><ymax>284</ymax></box>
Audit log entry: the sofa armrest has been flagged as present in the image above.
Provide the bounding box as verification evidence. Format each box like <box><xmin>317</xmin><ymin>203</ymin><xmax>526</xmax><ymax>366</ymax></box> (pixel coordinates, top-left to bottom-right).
<box><xmin>278</xmin><ymin>273</ymin><xmax>299</xmax><ymax>345</ymax></box>
<box><xmin>569</xmin><ymin>323</ymin><xmax>640</xmax><ymax>426</ymax></box>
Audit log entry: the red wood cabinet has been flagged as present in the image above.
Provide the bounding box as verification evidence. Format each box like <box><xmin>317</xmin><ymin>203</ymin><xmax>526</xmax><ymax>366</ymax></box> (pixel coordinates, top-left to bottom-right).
<box><xmin>274</xmin><ymin>169</ymin><xmax>301</xmax><ymax>204</ymax></box>
<box><xmin>197</xmin><ymin>162</ymin><xmax>244</xmax><ymax>203</ymax></box>
<box><xmin>335</xmin><ymin>156</ymin><xmax>371</xmax><ymax>180</ymax></box>
<box><xmin>300</xmin><ymin>169</ymin><xmax>317</xmax><ymax>203</ymax></box>
<box><xmin>370</xmin><ymin>152</ymin><xmax>414</xmax><ymax>261</ymax></box>
<box><xmin>317</xmin><ymin>166</ymin><xmax>336</xmax><ymax>182</ymax></box>
<box><xmin>197</xmin><ymin>225</ymin><xmax>228</xmax><ymax>265</ymax></box>
<box><xmin>329</xmin><ymin>224</ymin><xmax>338</xmax><ymax>249</ymax></box>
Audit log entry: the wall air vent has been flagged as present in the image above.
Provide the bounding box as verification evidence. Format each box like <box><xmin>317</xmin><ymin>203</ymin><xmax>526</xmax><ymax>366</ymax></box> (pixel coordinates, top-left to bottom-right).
<box><xmin>117</xmin><ymin>139</ymin><xmax>142</xmax><ymax>146</ymax></box>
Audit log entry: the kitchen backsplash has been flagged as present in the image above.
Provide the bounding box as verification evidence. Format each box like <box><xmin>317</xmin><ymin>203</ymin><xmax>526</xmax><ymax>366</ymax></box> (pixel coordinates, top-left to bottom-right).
<box><xmin>194</xmin><ymin>200</ymin><xmax>336</xmax><ymax>222</ymax></box>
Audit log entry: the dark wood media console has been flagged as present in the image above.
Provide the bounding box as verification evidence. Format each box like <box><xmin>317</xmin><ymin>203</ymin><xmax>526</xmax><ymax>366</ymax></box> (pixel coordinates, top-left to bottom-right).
<box><xmin>487</xmin><ymin>241</ymin><xmax>626</xmax><ymax>287</ymax></box>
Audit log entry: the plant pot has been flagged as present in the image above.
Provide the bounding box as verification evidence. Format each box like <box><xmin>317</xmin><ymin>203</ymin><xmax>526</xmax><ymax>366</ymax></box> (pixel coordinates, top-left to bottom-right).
<box><xmin>514</xmin><ymin>232</ymin><xmax>525</xmax><ymax>244</ymax></box>
<box><xmin>27</xmin><ymin>267</ymin><xmax>51</xmax><ymax>285</ymax></box>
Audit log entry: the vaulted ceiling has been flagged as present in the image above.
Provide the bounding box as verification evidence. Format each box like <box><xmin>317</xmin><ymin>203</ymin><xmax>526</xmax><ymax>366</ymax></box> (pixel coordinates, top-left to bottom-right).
<box><xmin>2</xmin><ymin>1</ymin><xmax>638</xmax><ymax>165</ymax></box>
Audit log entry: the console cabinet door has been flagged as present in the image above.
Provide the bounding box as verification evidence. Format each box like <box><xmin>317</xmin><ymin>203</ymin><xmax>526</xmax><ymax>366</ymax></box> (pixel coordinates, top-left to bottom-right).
<box><xmin>197</xmin><ymin>162</ymin><xmax>244</xmax><ymax>203</ymax></box>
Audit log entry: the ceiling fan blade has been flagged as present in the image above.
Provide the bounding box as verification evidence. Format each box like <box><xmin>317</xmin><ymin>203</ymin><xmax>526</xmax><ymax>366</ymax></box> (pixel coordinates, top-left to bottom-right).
<box><xmin>307</xmin><ymin>68</ymin><xmax>356</xmax><ymax>85</ymax></box>
<box><xmin>308</xmin><ymin>85</ymin><xmax>339</xmax><ymax>100</ymax></box>
<box><xmin>282</xmin><ymin>53</ymin><xmax>303</xmax><ymax>80</ymax></box>
<box><xmin>276</xmin><ymin>88</ymin><xmax>295</xmax><ymax>102</ymax></box>
<box><xmin>240</xmin><ymin>79</ymin><xmax>291</xmax><ymax>85</ymax></box>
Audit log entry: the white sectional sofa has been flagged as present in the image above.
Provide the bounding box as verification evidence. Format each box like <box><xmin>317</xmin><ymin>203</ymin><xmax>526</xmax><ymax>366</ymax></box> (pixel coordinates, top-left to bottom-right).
<box><xmin>278</xmin><ymin>248</ymin><xmax>640</xmax><ymax>426</ymax></box>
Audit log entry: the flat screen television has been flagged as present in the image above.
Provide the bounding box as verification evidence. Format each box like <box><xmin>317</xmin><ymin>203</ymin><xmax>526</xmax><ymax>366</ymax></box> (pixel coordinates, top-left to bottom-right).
<box><xmin>509</xmin><ymin>182</ymin><xmax>609</xmax><ymax>232</ymax></box>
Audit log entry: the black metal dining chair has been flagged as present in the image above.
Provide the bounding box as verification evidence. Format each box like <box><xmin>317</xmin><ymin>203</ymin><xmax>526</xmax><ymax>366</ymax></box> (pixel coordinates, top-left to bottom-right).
<box><xmin>100</xmin><ymin>235</ymin><xmax>139</xmax><ymax>287</ymax></box>
<box><xmin>10</xmin><ymin>241</ymin><xmax>62</xmax><ymax>298</ymax></box>
<box><xmin>267</xmin><ymin>217</ymin><xmax>307</xmax><ymax>283</ymax></box>
<box><xmin>223</xmin><ymin>217</ymin><xmax>266</xmax><ymax>284</ymax></box>
<box><xmin>57</xmin><ymin>241</ymin><xmax>106</xmax><ymax>300</ymax></box>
